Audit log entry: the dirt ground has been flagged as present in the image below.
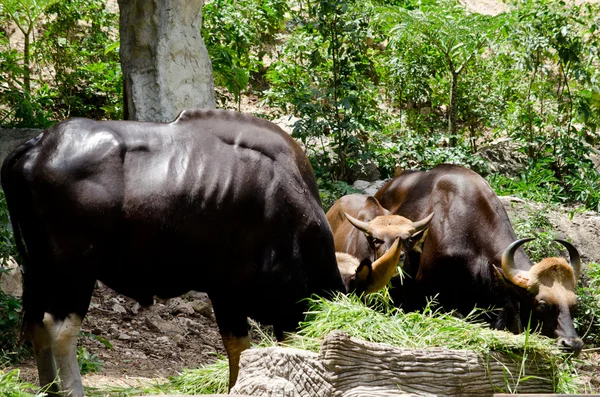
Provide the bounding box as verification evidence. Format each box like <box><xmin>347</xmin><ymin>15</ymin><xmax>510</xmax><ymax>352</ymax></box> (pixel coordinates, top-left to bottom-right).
<box><xmin>13</xmin><ymin>284</ymin><xmax>227</xmax><ymax>389</ymax></box>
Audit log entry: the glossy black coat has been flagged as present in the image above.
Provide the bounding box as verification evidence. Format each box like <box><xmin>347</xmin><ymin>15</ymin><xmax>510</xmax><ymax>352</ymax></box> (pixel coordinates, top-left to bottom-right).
<box><xmin>2</xmin><ymin>109</ymin><xmax>346</xmax><ymax>338</ymax></box>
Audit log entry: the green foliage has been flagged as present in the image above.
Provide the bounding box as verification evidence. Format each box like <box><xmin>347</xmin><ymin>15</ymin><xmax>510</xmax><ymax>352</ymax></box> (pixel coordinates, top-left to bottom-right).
<box><xmin>0</xmin><ymin>190</ymin><xmax>24</xmax><ymax>366</ymax></box>
<box><xmin>489</xmin><ymin>0</ymin><xmax>600</xmax><ymax>210</ymax></box>
<box><xmin>380</xmin><ymin>129</ymin><xmax>489</xmax><ymax>175</ymax></box>
<box><xmin>0</xmin><ymin>31</ymin><xmax>55</xmax><ymax>127</ymax></box>
<box><xmin>297</xmin><ymin>294</ymin><xmax>551</xmax><ymax>352</ymax></box>
<box><xmin>0</xmin><ymin>369</ymin><xmax>44</xmax><ymax>397</ymax></box>
<box><xmin>509</xmin><ymin>208</ymin><xmax>558</xmax><ymax>262</ymax></box>
<box><xmin>202</xmin><ymin>0</ymin><xmax>288</xmax><ymax>108</ymax></box>
<box><xmin>163</xmin><ymin>358</ymin><xmax>229</xmax><ymax>395</ymax></box>
<box><xmin>317</xmin><ymin>177</ymin><xmax>361</xmax><ymax>211</ymax></box>
<box><xmin>77</xmin><ymin>331</ymin><xmax>112</xmax><ymax>375</ymax></box>
<box><xmin>379</xmin><ymin>0</ymin><xmax>501</xmax><ymax>138</ymax></box>
<box><xmin>37</xmin><ymin>0</ymin><xmax>121</xmax><ymax>120</ymax></box>
<box><xmin>0</xmin><ymin>283</ymin><xmax>24</xmax><ymax>366</ymax></box>
<box><xmin>487</xmin><ymin>157</ymin><xmax>600</xmax><ymax>211</ymax></box>
<box><xmin>0</xmin><ymin>0</ymin><xmax>60</xmax><ymax>94</ymax></box>
<box><xmin>0</xmin><ymin>0</ymin><xmax>121</xmax><ymax>127</ymax></box>
<box><xmin>575</xmin><ymin>262</ymin><xmax>600</xmax><ymax>346</ymax></box>
<box><xmin>260</xmin><ymin>0</ymin><xmax>600</xmax><ymax>210</ymax></box>
<box><xmin>502</xmin><ymin>0</ymin><xmax>596</xmax><ymax>140</ymax></box>
<box><xmin>265</xmin><ymin>0</ymin><xmax>385</xmax><ymax>180</ymax></box>
<box><xmin>77</xmin><ymin>346</ymin><xmax>103</xmax><ymax>375</ymax></box>
<box><xmin>0</xmin><ymin>190</ymin><xmax>18</xmax><ymax>266</ymax></box>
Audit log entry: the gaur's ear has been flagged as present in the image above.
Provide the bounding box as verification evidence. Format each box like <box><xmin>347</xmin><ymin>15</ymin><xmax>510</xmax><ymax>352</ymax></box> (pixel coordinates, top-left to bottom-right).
<box><xmin>358</xmin><ymin>196</ymin><xmax>390</xmax><ymax>221</ymax></box>
<box><xmin>353</xmin><ymin>260</ymin><xmax>372</xmax><ymax>284</ymax></box>
<box><xmin>408</xmin><ymin>228</ymin><xmax>429</xmax><ymax>253</ymax></box>
<box><xmin>493</xmin><ymin>265</ymin><xmax>530</xmax><ymax>301</ymax></box>
<box><xmin>492</xmin><ymin>264</ymin><xmax>509</xmax><ymax>285</ymax></box>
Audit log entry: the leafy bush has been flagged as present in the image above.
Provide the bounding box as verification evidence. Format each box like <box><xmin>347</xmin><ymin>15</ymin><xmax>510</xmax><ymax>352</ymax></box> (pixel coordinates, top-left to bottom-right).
<box><xmin>508</xmin><ymin>208</ymin><xmax>558</xmax><ymax>262</ymax></box>
<box><xmin>575</xmin><ymin>262</ymin><xmax>600</xmax><ymax>346</ymax></box>
<box><xmin>261</xmin><ymin>0</ymin><xmax>600</xmax><ymax>211</ymax></box>
<box><xmin>37</xmin><ymin>0</ymin><xmax>122</xmax><ymax>120</ymax></box>
<box><xmin>0</xmin><ymin>32</ymin><xmax>55</xmax><ymax>128</ymax></box>
<box><xmin>0</xmin><ymin>0</ymin><xmax>121</xmax><ymax>127</ymax></box>
<box><xmin>317</xmin><ymin>178</ymin><xmax>361</xmax><ymax>212</ymax></box>
<box><xmin>376</xmin><ymin>127</ymin><xmax>489</xmax><ymax>176</ymax></box>
<box><xmin>0</xmin><ymin>190</ymin><xmax>24</xmax><ymax>366</ymax></box>
<box><xmin>379</xmin><ymin>0</ymin><xmax>502</xmax><ymax>138</ymax></box>
<box><xmin>0</xmin><ymin>283</ymin><xmax>24</xmax><ymax>366</ymax></box>
<box><xmin>487</xmin><ymin>155</ymin><xmax>600</xmax><ymax>211</ymax></box>
<box><xmin>488</xmin><ymin>162</ymin><xmax>566</xmax><ymax>205</ymax></box>
<box><xmin>77</xmin><ymin>346</ymin><xmax>103</xmax><ymax>375</ymax></box>
<box><xmin>202</xmin><ymin>0</ymin><xmax>288</xmax><ymax>108</ymax></box>
<box><xmin>265</xmin><ymin>0</ymin><xmax>385</xmax><ymax>180</ymax></box>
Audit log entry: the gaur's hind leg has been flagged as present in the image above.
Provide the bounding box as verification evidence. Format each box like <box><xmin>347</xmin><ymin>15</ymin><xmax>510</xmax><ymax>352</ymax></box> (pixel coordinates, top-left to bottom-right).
<box><xmin>41</xmin><ymin>276</ymin><xmax>95</xmax><ymax>397</ymax></box>
<box><xmin>32</xmin><ymin>322</ymin><xmax>59</xmax><ymax>394</ymax></box>
<box><xmin>210</xmin><ymin>296</ymin><xmax>251</xmax><ymax>390</ymax></box>
<box><xmin>44</xmin><ymin>312</ymin><xmax>84</xmax><ymax>397</ymax></box>
<box><xmin>220</xmin><ymin>333</ymin><xmax>251</xmax><ymax>389</ymax></box>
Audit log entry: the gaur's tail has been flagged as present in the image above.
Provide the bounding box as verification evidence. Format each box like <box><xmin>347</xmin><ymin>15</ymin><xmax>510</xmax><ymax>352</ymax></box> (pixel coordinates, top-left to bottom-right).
<box><xmin>1</xmin><ymin>135</ymin><xmax>42</xmax><ymax>341</ymax></box>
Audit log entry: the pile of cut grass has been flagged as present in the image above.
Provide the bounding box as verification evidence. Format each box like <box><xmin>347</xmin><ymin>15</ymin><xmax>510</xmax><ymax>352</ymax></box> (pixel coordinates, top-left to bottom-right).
<box><xmin>87</xmin><ymin>293</ymin><xmax>581</xmax><ymax>395</ymax></box>
<box><xmin>294</xmin><ymin>293</ymin><xmax>559</xmax><ymax>354</ymax></box>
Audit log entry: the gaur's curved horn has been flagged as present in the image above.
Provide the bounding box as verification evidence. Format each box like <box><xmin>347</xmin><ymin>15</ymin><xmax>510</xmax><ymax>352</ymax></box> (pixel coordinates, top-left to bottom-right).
<box><xmin>501</xmin><ymin>238</ymin><xmax>535</xmax><ymax>289</ymax></box>
<box><xmin>366</xmin><ymin>237</ymin><xmax>402</xmax><ymax>294</ymax></box>
<box><xmin>345</xmin><ymin>212</ymin><xmax>370</xmax><ymax>234</ymax></box>
<box><xmin>555</xmin><ymin>239</ymin><xmax>581</xmax><ymax>281</ymax></box>
<box><xmin>412</xmin><ymin>212</ymin><xmax>434</xmax><ymax>230</ymax></box>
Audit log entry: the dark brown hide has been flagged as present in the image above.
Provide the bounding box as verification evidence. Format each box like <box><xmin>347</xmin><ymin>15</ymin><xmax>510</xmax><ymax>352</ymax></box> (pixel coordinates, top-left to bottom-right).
<box><xmin>374</xmin><ymin>164</ymin><xmax>582</xmax><ymax>354</ymax></box>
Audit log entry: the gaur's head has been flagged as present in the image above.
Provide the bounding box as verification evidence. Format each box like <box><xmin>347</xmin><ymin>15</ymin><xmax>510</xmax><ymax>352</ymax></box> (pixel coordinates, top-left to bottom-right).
<box><xmin>499</xmin><ymin>238</ymin><xmax>583</xmax><ymax>355</ymax></box>
<box><xmin>336</xmin><ymin>237</ymin><xmax>404</xmax><ymax>294</ymax></box>
<box><xmin>344</xmin><ymin>196</ymin><xmax>433</xmax><ymax>265</ymax></box>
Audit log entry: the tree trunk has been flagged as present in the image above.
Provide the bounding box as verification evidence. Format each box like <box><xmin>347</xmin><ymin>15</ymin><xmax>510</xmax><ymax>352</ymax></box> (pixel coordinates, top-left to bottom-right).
<box><xmin>118</xmin><ymin>0</ymin><xmax>216</xmax><ymax>122</ymax></box>
<box><xmin>23</xmin><ymin>31</ymin><xmax>31</xmax><ymax>94</ymax></box>
<box><xmin>231</xmin><ymin>331</ymin><xmax>555</xmax><ymax>397</ymax></box>
<box><xmin>448</xmin><ymin>70</ymin><xmax>458</xmax><ymax>145</ymax></box>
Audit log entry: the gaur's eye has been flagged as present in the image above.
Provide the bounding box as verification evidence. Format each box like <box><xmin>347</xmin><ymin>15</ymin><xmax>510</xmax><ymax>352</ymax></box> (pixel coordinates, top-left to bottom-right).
<box><xmin>372</xmin><ymin>238</ymin><xmax>384</xmax><ymax>246</ymax></box>
<box><xmin>399</xmin><ymin>252</ymin><xmax>406</xmax><ymax>262</ymax></box>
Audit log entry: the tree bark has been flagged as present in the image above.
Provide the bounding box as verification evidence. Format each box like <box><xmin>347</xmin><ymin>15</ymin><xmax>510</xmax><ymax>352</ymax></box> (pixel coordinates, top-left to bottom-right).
<box><xmin>23</xmin><ymin>29</ymin><xmax>31</xmax><ymax>94</ymax></box>
<box><xmin>232</xmin><ymin>331</ymin><xmax>555</xmax><ymax>397</ymax></box>
<box><xmin>448</xmin><ymin>70</ymin><xmax>458</xmax><ymax>145</ymax></box>
<box><xmin>117</xmin><ymin>0</ymin><xmax>216</xmax><ymax>122</ymax></box>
